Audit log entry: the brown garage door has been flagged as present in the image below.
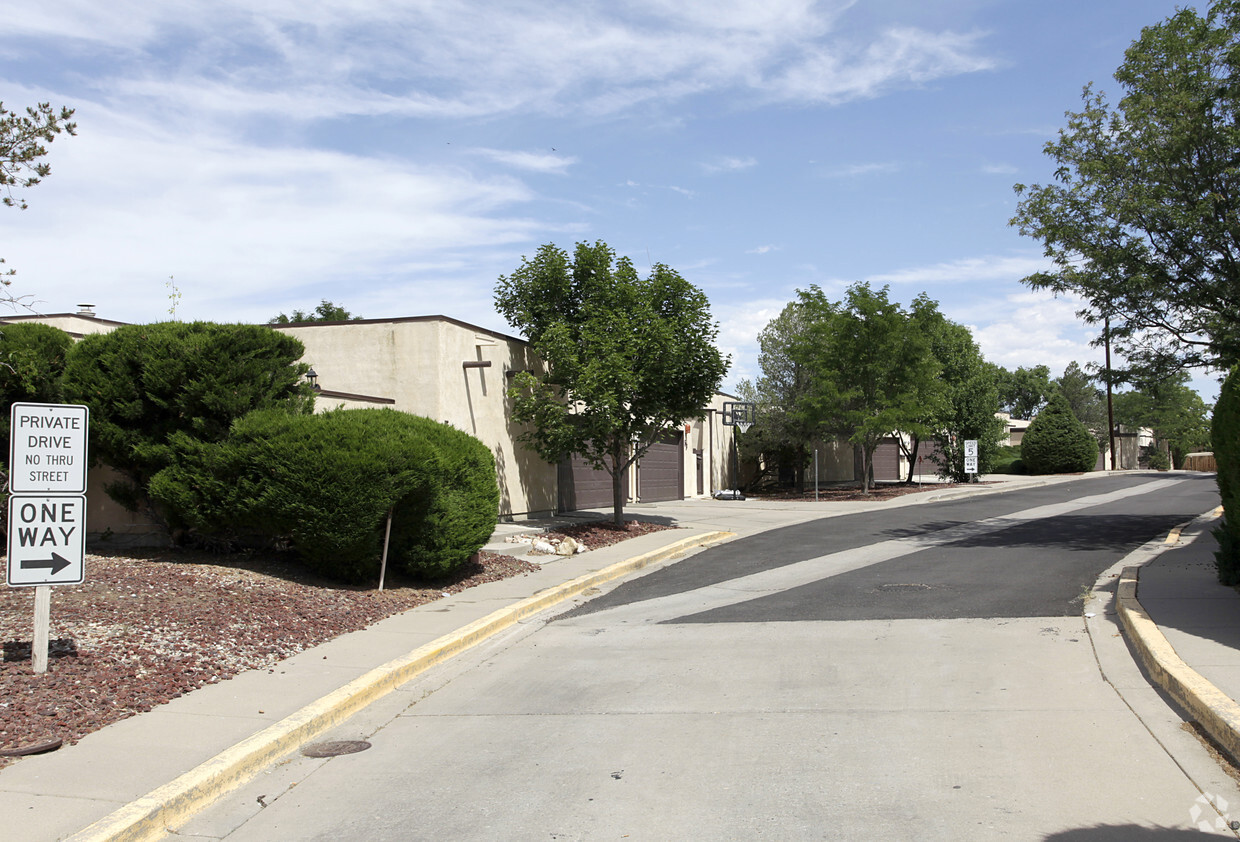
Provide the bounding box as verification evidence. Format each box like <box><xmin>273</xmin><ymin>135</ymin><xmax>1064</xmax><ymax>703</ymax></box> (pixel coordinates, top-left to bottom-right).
<box><xmin>637</xmin><ymin>431</ymin><xmax>684</xmax><ymax>502</ymax></box>
<box><xmin>558</xmin><ymin>454</ymin><xmax>624</xmax><ymax>512</ymax></box>
<box><xmin>872</xmin><ymin>437</ymin><xmax>901</xmax><ymax>482</ymax></box>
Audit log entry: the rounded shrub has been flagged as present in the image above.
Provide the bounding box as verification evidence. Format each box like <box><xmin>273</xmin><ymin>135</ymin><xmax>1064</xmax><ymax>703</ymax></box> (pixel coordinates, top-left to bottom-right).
<box><xmin>1214</xmin><ymin>366</ymin><xmax>1240</xmax><ymax>585</ymax></box>
<box><xmin>1021</xmin><ymin>392</ymin><xmax>1099</xmax><ymax>475</ymax></box>
<box><xmin>151</xmin><ymin>408</ymin><xmax>499</xmax><ymax>583</ymax></box>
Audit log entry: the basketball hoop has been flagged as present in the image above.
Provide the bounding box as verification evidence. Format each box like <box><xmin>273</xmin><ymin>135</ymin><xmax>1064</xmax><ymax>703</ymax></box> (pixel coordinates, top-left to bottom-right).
<box><xmin>722</xmin><ymin>401</ymin><xmax>756</xmax><ymax>431</ymax></box>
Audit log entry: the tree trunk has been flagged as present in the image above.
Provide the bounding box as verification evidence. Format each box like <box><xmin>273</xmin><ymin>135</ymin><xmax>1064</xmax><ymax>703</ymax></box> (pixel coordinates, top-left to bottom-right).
<box><xmin>610</xmin><ymin>441</ymin><xmax>626</xmax><ymax>527</ymax></box>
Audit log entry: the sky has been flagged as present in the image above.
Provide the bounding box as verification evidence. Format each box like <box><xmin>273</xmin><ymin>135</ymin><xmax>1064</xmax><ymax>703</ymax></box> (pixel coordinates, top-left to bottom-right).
<box><xmin>1</xmin><ymin>0</ymin><xmax>1221</xmax><ymax>402</ymax></box>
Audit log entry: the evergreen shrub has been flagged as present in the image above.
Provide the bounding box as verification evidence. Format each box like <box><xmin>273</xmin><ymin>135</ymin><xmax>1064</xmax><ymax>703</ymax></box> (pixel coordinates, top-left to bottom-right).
<box><xmin>0</xmin><ymin>322</ymin><xmax>73</xmax><ymax>448</ymax></box>
<box><xmin>1214</xmin><ymin>366</ymin><xmax>1240</xmax><ymax>584</ymax></box>
<box><xmin>151</xmin><ymin>409</ymin><xmax>499</xmax><ymax>583</ymax></box>
<box><xmin>1021</xmin><ymin>392</ymin><xmax>1099</xmax><ymax>475</ymax></box>
<box><xmin>61</xmin><ymin>322</ymin><xmax>313</xmax><ymax>515</ymax></box>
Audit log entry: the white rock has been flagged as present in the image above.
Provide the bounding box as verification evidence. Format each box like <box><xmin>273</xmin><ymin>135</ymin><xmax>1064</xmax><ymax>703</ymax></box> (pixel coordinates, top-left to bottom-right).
<box><xmin>555</xmin><ymin>537</ymin><xmax>579</xmax><ymax>556</ymax></box>
<box><xmin>532</xmin><ymin>540</ymin><xmax>556</xmax><ymax>554</ymax></box>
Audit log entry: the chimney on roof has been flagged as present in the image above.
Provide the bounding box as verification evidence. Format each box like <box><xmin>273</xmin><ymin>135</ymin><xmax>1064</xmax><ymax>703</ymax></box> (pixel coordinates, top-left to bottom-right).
<box><xmin>77</xmin><ymin>304</ymin><xmax>96</xmax><ymax>317</ymax></box>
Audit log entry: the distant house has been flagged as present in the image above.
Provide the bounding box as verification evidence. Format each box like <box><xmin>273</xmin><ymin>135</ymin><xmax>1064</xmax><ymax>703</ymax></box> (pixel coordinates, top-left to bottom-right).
<box><xmin>2</xmin><ymin>307</ymin><xmax>739</xmax><ymax>544</ymax></box>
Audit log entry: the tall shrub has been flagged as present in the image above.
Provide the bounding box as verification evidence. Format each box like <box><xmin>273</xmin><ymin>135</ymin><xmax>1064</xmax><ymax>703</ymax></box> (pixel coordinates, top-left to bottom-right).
<box><xmin>0</xmin><ymin>322</ymin><xmax>73</xmax><ymax>448</ymax></box>
<box><xmin>151</xmin><ymin>409</ymin><xmax>499</xmax><ymax>583</ymax></box>
<box><xmin>1021</xmin><ymin>392</ymin><xmax>1098</xmax><ymax>474</ymax></box>
<box><xmin>61</xmin><ymin>322</ymin><xmax>313</xmax><ymax>516</ymax></box>
<box><xmin>1214</xmin><ymin>366</ymin><xmax>1240</xmax><ymax>584</ymax></box>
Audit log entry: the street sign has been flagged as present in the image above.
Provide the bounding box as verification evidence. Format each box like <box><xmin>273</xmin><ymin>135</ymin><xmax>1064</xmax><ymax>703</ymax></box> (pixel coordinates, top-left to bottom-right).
<box><xmin>964</xmin><ymin>439</ymin><xmax>979</xmax><ymax>475</ymax></box>
<box><xmin>9</xmin><ymin>403</ymin><xmax>89</xmax><ymax>494</ymax></box>
<box><xmin>6</xmin><ymin>494</ymin><xmax>87</xmax><ymax>586</ymax></box>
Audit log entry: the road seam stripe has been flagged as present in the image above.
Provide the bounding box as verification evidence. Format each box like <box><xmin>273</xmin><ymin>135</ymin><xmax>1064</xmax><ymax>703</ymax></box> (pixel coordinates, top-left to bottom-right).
<box><xmin>64</xmin><ymin>529</ymin><xmax>733</xmax><ymax>842</ymax></box>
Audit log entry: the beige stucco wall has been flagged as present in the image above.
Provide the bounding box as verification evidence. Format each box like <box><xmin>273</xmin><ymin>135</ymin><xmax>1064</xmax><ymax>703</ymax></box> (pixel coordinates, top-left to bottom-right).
<box><xmin>274</xmin><ymin>318</ymin><xmax>557</xmax><ymax>518</ymax></box>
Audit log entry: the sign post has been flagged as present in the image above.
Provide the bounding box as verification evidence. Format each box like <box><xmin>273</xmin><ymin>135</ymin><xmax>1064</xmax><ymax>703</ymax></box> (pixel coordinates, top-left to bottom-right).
<box><xmin>963</xmin><ymin>439</ymin><xmax>979</xmax><ymax>480</ymax></box>
<box><xmin>7</xmin><ymin>403</ymin><xmax>89</xmax><ymax>674</ymax></box>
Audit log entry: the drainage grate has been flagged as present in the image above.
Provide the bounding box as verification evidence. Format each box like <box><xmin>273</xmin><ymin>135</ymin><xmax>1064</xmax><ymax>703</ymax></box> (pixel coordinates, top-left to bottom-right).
<box><xmin>301</xmin><ymin>740</ymin><xmax>372</xmax><ymax>758</ymax></box>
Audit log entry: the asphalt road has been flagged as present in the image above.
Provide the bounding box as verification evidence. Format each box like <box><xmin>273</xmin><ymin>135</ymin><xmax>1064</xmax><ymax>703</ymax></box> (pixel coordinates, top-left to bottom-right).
<box><xmin>185</xmin><ymin>473</ymin><xmax>1235</xmax><ymax>841</ymax></box>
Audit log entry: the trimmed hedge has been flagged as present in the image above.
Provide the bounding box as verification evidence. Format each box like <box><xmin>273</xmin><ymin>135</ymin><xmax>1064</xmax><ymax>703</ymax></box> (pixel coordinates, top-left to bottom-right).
<box><xmin>150</xmin><ymin>408</ymin><xmax>499</xmax><ymax>583</ymax></box>
<box><xmin>1215</xmin><ymin>366</ymin><xmax>1240</xmax><ymax>585</ymax></box>
<box><xmin>1021</xmin><ymin>392</ymin><xmax>1098</xmax><ymax>475</ymax></box>
<box><xmin>0</xmin><ymin>322</ymin><xmax>73</xmax><ymax>449</ymax></box>
<box><xmin>60</xmin><ymin>322</ymin><xmax>313</xmax><ymax>514</ymax></box>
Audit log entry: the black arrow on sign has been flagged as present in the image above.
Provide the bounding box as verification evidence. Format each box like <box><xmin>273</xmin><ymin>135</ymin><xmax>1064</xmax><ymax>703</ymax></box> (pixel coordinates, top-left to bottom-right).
<box><xmin>21</xmin><ymin>553</ymin><xmax>71</xmax><ymax>575</ymax></box>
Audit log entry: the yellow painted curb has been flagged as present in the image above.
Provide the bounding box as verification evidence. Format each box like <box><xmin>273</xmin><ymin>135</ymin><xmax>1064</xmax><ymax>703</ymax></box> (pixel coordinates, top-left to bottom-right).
<box><xmin>66</xmin><ymin>529</ymin><xmax>733</xmax><ymax>842</ymax></box>
<box><xmin>1116</xmin><ymin>566</ymin><xmax>1240</xmax><ymax>764</ymax></box>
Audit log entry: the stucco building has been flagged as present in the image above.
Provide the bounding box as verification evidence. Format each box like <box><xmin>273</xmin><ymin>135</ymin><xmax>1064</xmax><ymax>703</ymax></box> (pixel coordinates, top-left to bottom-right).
<box><xmin>2</xmin><ymin>308</ymin><xmax>739</xmax><ymax>542</ymax></box>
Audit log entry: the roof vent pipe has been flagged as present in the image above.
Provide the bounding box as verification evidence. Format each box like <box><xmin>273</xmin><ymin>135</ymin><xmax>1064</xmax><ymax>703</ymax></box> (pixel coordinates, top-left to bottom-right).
<box><xmin>77</xmin><ymin>304</ymin><xmax>96</xmax><ymax>317</ymax></box>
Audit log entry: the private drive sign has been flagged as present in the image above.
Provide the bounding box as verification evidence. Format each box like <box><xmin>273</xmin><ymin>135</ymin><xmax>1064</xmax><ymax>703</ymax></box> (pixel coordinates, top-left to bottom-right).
<box><xmin>9</xmin><ymin>403</ymin><xmax>89</xmax><ymax>494</ymax></box>
<box><xmin>8</xmin><ymin>403</ymin><xmax>90</xmax><ymax>587</ymax></box>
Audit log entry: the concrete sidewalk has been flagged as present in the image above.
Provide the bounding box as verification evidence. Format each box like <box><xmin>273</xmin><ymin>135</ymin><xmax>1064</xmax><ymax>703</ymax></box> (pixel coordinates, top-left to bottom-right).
<box><xmin>1114</xmin><ymin>506</ymin><xmax>1240</xmax><ymax>767</ymax></box>
<box><xmin>1</xmin><ymin>471</ymin><xmax>1223</xmax><ymax>842</ymax></box>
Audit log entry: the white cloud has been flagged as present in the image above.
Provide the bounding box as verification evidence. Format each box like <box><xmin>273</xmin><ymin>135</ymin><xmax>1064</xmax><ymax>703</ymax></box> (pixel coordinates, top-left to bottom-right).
<box><xmin>8</xmin><ymin>2</ymin><xmax>997</xmax><ymax>124</ymax></box>
<box><xmin>468</xmin><ymin>148</ymin><xmax>578</xmax><ymax>174</ymax></box>
<box><xmin>701</xmin><ymin>155</ymin><xmax>758</xmax><ymax>174</ymax></box>
<box><xmin>822</xmin><ymin>161</ymin><xmax>901</xmax><ymax>178</ymax></box>
<box><xmin>963</xmin><ymin>290</ymin><xmax>1102</xmax><ymax>376</ymax></box>
<box><xmin>981</xmin><ymin>162</ymin><xmax>1018</xmax><ymax>175</ymax></box>
<box><xmin>747</xmin><ymin>245</ymin><xmax>778</xmax><ymax>254</ymax></box>
<box><xmin>2</xmin><ymin>107</ymin><xmax>545</xmax><ymax>323</ymax></box>
<box><xmin>866</xmin><ymin>254</ymin><xmax>1049</xmax><ymax>285</ymax></box>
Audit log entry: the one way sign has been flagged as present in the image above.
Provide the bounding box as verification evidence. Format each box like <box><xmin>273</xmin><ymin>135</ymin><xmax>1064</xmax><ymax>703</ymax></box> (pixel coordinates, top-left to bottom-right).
<box><xmin>7</xmin><ymin>495</ymin><xmax>86</xmax><ymax>586</ymax></box>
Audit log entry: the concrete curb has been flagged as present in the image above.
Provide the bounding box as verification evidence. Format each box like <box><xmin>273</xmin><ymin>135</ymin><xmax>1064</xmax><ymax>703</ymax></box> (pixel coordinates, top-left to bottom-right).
<box><xmin>65</xmin><ymin>529</ymin><xmax>733</xmax><ymax>842</ymax></box>
<box><xmin>1116</xmin><ymin>561</ymin><xmax>1240</xmax><ymax>765</ymax></box>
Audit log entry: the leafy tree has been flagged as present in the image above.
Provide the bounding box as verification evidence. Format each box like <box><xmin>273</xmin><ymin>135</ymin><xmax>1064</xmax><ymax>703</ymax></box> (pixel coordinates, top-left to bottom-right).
<box><xmin>1055</xmin><ymin>361</ymin><xmax>1108</xmax><ymax>446</ymax></box>
<box><xmin>917</xmin><ymin>308</ymin><xmax>1006</xmax><ymax>482</ymax></box>
<box><xmin>1</xmin><ymin>101</ymin><xmax>77</xmax><ymax>286</ymax></box>
<box><xmin>994</xmin><ymin>364</ymin><xmax>1053</xmax><ymax>420</ymax></box>
<box><xmin>60</xmin><ymin>322</ymin><xmax>314</xmax><ymax>522</ymax></box>
<box><xmin>271</xmin><ymin>300</ymin><xmax>362</xmax><ymax>323</ymax></box>
<box><xmin>1112</xmin><ymin>373</ymin><xmax>1213</xmax><ymax>467</ymax></box>
<box><xmin>1011</xmin><ymin>1</ymin><xmax>1240</xmax><ymax>378</ymax></box>
<box><xmin>1021</xmin><ymin>392</ymin><xmax>1099</xmax><ymax>474</ymax></box>
<box><xmin>792</xmin><ymin>283</ymin><xmax>941</xmax><ymax>492</ymax></box>
<box><xmin>739</xmin><ymin>301</ymin><xmax>818</xmax><ymax>488</ymax></box>
<box><xmin>495</xmin><ymin>241</ymin><xmax>728</xmax><ymax>525</ymax></box>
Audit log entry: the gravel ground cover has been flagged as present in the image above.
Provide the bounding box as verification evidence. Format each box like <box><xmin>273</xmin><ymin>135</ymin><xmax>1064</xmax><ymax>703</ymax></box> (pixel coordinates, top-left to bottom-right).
<box><xmin>0</xmin><ymin>518</ymin><xmax>673</xmax><ymax>767</ymax></box>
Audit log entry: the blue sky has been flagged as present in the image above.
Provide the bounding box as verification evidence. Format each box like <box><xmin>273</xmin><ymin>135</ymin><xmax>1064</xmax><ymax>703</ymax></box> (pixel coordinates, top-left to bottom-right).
<box><xmin>2</xmin><ymin>0</ymin><xmax>1220</xmax><ymax>401</ymax></box>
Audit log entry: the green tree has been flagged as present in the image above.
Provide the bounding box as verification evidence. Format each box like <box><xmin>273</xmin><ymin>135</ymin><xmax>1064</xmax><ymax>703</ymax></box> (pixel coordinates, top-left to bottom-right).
<box><xmin>793</xmin><ymin>283</ymin><xmax>941</xmax><ymax>492</ymax></box>
<box><xmin>271</xmin><ymin>300</ymin><xmax>362</xmax><ymax>323</ymax></box>
<box><xmin>60</xmin><ymin>322</ymin><xmax>314</xmax><ymax>522</ymax></box>
<box><xmin>1021</xmin><ymin>392</ymin><xmax>1099</xmax><ymax>474</ymax></box>
<box><xmin>494</xmin><ymin>241</ymin><xmax>729</xmax><ymax>525</ymax></box>
<box><xmin>1112</xmin><ymin>373</ymin><xmax>1213</xmax><ymax>467</ymax></box>
<box><xmin>1</xmin><ymin>101</ymin><xmax>77</xmax><ymax>285</ymax></box>
<box><xmin>740</xmin><ymin>301</ymin><xmax>817</xmax><ymax>488</ymax></box>
<box><xmin>917</xmin><ymin>308</ymin><xmax>1006</xmax><ymax>482</ymax></box>
<box><xmin>1011</xmin><ymin>1</ymin><xmax>1240</xmax><ymax>377</ymax></box>
<box><xmin>995</xmin><ymin>364</ymin><xmax>1053</xmax><ymax>420</ymax></box>
<box><xmin>1055</xmin><ymin>361</ymin><xmax>1108</xmax><ymax>447</ymax></box>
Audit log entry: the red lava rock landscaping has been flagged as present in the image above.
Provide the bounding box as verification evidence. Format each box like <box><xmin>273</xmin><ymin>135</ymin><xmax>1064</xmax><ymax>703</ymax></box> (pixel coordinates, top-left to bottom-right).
<box><xmin>0</xmin><ymin>548</ymin><xmax>539</xmax><ymax>768</ymax></box>
<box><xmin>0</xmin><ymin>518</ymin><xmax>673</xmax><ymax>769</ymax></box>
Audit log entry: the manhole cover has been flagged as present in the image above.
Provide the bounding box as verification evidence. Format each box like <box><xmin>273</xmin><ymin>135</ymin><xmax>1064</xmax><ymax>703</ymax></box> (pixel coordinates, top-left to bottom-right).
<box><xmin>876</xmin><ymin>583</ymin><xmax>933</xmax><ymax>592</ymax></box>
<box><xmin>301</xmin><ymin>740</ymin><xmax>372</xmax><ymax>758</ymax></box>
